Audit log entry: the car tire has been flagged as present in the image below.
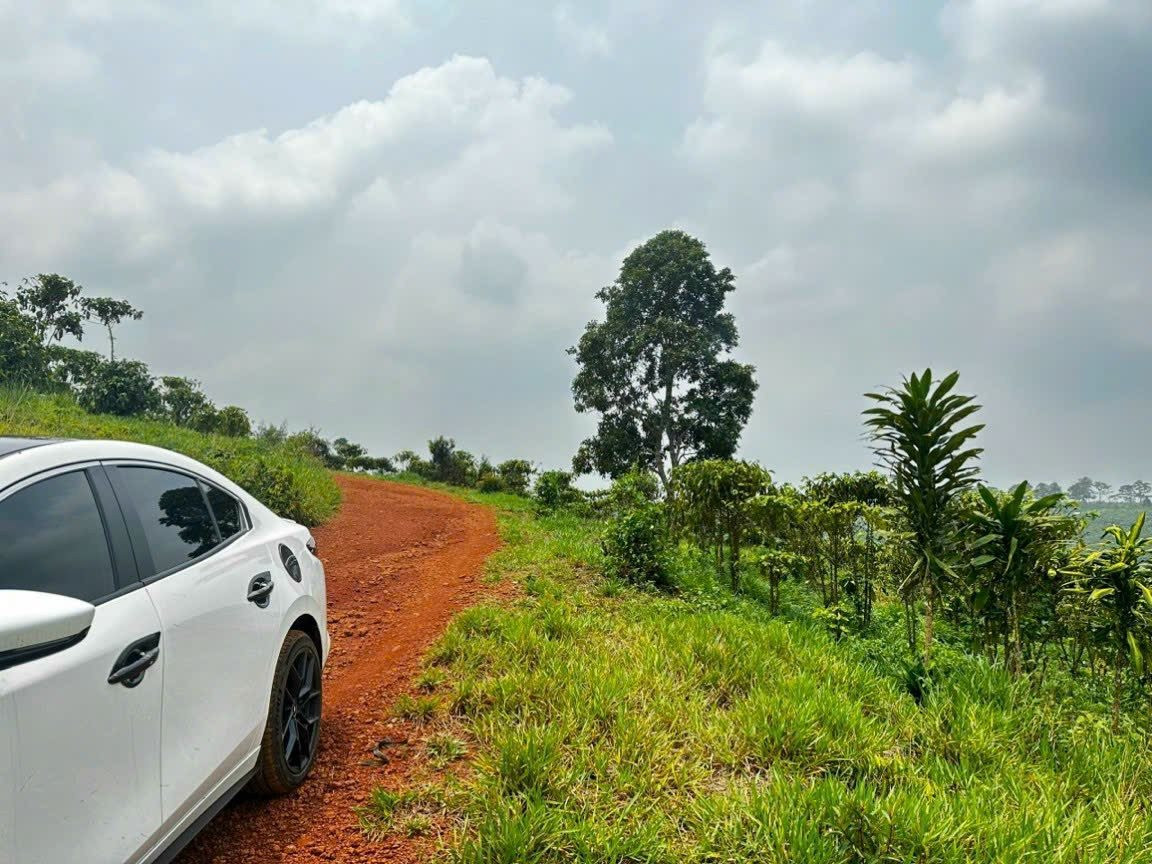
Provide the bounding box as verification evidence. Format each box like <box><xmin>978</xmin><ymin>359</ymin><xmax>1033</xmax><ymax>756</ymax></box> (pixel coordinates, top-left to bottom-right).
<box><xmin>249</xmin><ymin>630</ymin><xmax>323</xmax><ymax>796</ymax></box>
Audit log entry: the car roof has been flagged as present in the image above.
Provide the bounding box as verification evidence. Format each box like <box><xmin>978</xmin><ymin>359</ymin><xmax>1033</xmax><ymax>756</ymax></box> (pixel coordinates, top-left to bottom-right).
<box><xmin>0</xmin><ymin>437</ymin><xmax>66</xmax><ymax>459</ymax></box>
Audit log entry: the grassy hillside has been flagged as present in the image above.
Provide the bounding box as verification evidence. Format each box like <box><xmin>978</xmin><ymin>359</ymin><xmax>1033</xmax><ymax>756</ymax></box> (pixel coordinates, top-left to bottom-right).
<box><xmin>369</xmin><ymin>494</ymin><xmax>1152</xmax><ymax>863</ymax></box>
<box><xmin>0</xmin><ymin>388</ymin><xmax>340</xmax><ymax>526</ymax></box>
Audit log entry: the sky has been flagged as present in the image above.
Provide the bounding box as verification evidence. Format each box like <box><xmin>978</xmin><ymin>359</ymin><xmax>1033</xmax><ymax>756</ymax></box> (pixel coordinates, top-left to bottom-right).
<box><xmin>2</xmin><ymin>0</ymin><xmax>1150</xmax><ymax>488</ymax></box>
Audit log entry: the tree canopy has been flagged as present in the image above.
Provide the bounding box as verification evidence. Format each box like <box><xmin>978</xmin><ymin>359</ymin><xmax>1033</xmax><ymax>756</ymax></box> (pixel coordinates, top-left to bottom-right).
<box><xmin>569</xmin><ymin>230</ymin><xmax>757</xmax><ymax>484</ymax></box>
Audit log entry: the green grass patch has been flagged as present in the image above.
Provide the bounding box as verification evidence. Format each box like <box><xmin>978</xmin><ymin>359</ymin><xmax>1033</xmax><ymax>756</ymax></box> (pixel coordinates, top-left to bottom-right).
<box><xmin>0</xmin><ymin>388</ymin><xmax>339</xmax><ymax>525</ymax></box>
<box><xmin>388</xmin><ymin>501</ymin><xmax>1152</xmax><ymax>863</ymax></box>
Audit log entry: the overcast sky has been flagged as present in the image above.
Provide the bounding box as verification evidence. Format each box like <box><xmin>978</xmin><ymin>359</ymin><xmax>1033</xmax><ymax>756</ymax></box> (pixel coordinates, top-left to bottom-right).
<box><xmin>2</xmin><ymin>0</ymin><xmax>1150</xmax><ymax>487</ymax></box>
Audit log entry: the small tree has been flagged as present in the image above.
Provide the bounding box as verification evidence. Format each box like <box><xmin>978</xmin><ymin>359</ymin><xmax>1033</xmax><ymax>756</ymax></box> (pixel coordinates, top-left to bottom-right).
<box><xmin>534</xmin><ymin>470</ymin><xmax>583</xmax><ymax>511</ymax></box>
<box><xmin>1066</xmin><ymin>514</ymin><xmax>1152</xmax><ymax>731</ymax></box>
<box><xmin>79</xmin><ymin>297</ymin><xmax>142</xmax><ymax>360</ymax></box>
<box><xmin>160</xmin><ymin>376</ymin><xmax>214</xmax><ymax>426</ymax></box>
<box><xmin>864</xmin><ymin>369</ymin><xmax>983</xmax><ymax>665</ymax></box>
<box><xmin>670</xmin><ymin>459</ymin><xmax>770</xmax><ymax>591</ymax></box>
<box><xmin>497</xmin><ymin>459</ymin><xmax>536</xmax><ymax>496</ymax></box>
<box><xmin>746</xmin><ymin>488</ymin><xmax>801</xmax><ymax>614</ymax></box>
<box><xmin>570</xmin><ymin>230</ymin><xmax>757</xmax><ymax>485</ymax></box>
<box><xmin>965</xmin><ymin>482</ymin><xmax>1075</xmax><ymax>676</ymax></box>
<box><xmin>214</xmin><ymin>406</ymin><xmax>251</xmax><ymax>437</ymax></box>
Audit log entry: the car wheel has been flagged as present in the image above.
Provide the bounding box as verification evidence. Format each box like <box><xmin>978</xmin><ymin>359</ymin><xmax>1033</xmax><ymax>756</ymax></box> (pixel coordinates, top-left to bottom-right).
<box><xmin>249</xmin><ymin>630</ymin><xmax>323</xmax><ymax>796</ymax></box>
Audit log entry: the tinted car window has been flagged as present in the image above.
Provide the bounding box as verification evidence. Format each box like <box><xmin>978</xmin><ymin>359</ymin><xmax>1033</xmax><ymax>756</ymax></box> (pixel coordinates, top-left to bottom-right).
<box><xmin>118</xmin><ymin>467</ymin><xmax>220</xmax><ymax>575</ymax></box>
<box><xmin>0</xmin><ymin>471</ymin><xmax>117</xmax><ymax>602</ymax></box>
<box><xmin>206</xmin><ymin>485</ymin><xmax>243</xmax><ymax>540</ymax></box>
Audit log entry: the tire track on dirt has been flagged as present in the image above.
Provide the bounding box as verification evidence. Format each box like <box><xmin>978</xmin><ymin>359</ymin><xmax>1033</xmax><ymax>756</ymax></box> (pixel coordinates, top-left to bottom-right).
<box><xmin>178</xmin><ymin>475</ymin><xmax>501</xmax><ymax>863</ymax></box>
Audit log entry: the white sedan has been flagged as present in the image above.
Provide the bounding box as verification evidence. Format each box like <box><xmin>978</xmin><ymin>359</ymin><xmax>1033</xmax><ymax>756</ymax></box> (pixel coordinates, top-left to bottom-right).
<box><xmin>0</xmin><ymin>438</ymin><xmax>329</xmax><ymax>864</ymax></box>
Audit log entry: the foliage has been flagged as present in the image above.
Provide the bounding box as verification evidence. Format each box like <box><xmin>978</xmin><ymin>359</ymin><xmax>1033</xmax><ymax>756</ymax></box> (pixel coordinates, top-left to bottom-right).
<box><xmin>0</xmin><ymin>388</ymin><xmax>339</xmax><ymax>525</ymax></box>
<box><xmin>0</xmin><ymin>299</ymin><xmax>49</xmax><ymax>385</ymax></box>
<box><xmin>570</xmin><ymin>230</ymin><xmax>757</xmax><ymax>485</ymax></box>
<box><xmin>1065</xmin><ymin>514</ymin><xmax>1152</xmax><ymax>731</ymax></box>
<box><xmin>160</xmin><ymin>376</ymin><xmax>214</xmax><ymax>427</ymax></box>
<box><xmin>602</xmin><ymin>503</ymin><xmax>672</xmax><ymax>588</ymax></box>
<box><xmin>76</xmin><ymin>359</ymin><xmax>161</xmax><ymax>417</ymax></box>
<box><xmin>670</xmin><ymin>459</ymin><xmax>771</xmax><ymax>590</ymax></box>
<box><xmin>496</xmin><ymin>459</ymin><xmax>536</xmax><ymax>496</ymax></box>
<box><xmin>864</xmin><ymin>369</ymin><xmax>984</xmax><ymax>664</ymax></box>
<box><xmin>212</xmin><ymin>405</ymin><xmax>252</xmax><ymax>438</ymax></box>
<box><xmin>78</xmin><ymin>296</ymin><xmax>142</xmax><ymax>360</ymax></box>
<box><xmin>10</xmin><ymin>273</ymin><xmax>85</xmax><ymax>345</ymax></box>
<box><xmin>964</xmin><ymin>482</ymin><xmax>1080</xmax><ymax>676</ymax></box>
<box><xmin>534</xmin><ymin>470</ymin><xmax>583</xmax><ymax>512</ymax></box>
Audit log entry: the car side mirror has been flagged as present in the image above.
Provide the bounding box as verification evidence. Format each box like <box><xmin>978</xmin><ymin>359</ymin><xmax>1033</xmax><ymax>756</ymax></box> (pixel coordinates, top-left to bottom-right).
<box><xmin>0</xmin><ymin>590</ymin><xmax>96</xmax><ymax>670</ymax></box>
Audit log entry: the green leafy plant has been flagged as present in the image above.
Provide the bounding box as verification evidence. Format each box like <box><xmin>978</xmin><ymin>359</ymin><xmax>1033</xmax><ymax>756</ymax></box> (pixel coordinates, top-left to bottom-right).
<box><xmin>602</xmin><ymin>502</ymin><xmax>671</xmax><ymax>588</ymax></box>
<box><xmin>1065</xmin><ymin>514</ymin><xmax>1152</xmax><ymax>730</ymax></box>
<box><xmin>965</xmin><ymin>482</ymin><xmax>1078</xmax><ymax>676</ymax></box>
<box><xmin>864</xmin><ymin>369</ymin><xmax>983</xmax><ymax>665</ymax></box>
<box><xmin>670</xmin><ymin>459</ymin><xmax>771</xmax><ymax>590</ymax></box>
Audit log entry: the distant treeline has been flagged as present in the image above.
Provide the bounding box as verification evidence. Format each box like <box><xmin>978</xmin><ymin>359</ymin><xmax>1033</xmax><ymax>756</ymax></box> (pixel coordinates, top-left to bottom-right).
<box><xmin>1033</xmin><ymin>477</ymin><xmax>1152</xmax><ymax>504</ymax></box>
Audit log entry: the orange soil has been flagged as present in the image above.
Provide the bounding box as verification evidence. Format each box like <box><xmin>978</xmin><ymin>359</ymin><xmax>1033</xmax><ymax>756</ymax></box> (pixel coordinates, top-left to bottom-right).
<box><xmin>178</xmin><ymin>475</ymin><xmax>501</xmax><ymax>863</ymax></box>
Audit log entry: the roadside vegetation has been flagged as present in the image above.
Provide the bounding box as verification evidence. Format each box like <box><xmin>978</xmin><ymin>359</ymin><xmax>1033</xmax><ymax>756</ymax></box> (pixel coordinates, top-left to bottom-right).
<box><xmin>364</xmin><ymin>231</ymin><xmax>1152</xmax><ymax>862</ymax></box>
<box><xmin>0</xmin><ymin>387</ymin><xmax>340</xmax><ymax>525</ymax></box>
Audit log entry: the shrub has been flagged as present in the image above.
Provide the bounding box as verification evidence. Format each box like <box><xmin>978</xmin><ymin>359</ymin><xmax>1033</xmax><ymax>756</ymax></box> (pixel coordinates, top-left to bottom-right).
<box><xmin>602</xmin><ymin>503</ymin><xmax>672</xmax><ymax>588</ymax></box>
<box><xmin>497</xmin><ymin>459</ymin><xmax>536</xmax><ymax>496</ymax></box>
<box><xmin>477</xmin><ymin>474</ymin><xmax>505</xmax><ymax>493</ymax></box>
<box><xmin>213</xmin><ymin>405</ymin><xmax>252</xmax><ymax>437</ymax></box>
<box><xmin>534</xmin><ymin>470</ymin><xmax>584</xmax><ymax>511</ymax></box>
<box><xmin>76</xmin><ymin>359</ymin><xmax>160</xmax><ymax>416</ymax></box>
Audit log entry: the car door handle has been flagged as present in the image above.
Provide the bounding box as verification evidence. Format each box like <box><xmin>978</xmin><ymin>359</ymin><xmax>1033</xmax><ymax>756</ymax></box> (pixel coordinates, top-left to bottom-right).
<box><xmin>109</xmin><ymin>633</ymin><xmax>161</xmax><ymax>688</ymax></box>
<box><xmin>247</xmin><ymin>572</ymin><xmax>274</xmax><ymax>607</ymax></box>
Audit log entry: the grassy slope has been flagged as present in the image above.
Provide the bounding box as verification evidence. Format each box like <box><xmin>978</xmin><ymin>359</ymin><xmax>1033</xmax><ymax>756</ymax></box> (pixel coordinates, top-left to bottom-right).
<box><xmin>0</xmin><ymin>388</ymin><xmax>340</xmax><ymax>526</ymax></box>
<box><xmin>374</xmin><ymin>494</ymin><xmax>1152</xmax><ymax>864</ymax></box>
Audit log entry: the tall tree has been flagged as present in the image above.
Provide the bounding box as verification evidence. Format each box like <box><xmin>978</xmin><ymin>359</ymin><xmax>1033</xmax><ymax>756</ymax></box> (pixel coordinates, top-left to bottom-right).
<box><xmin>569</xmin><ymin>230</ymin><xmax>757</xmax><ymax>485</ymax></box>
<box><xmin>80</xmin><ymin>297</ymin><xmax>143</xmax><ymax>360</ymax></box>
<box><xmin>1093</xmin><ymin>480</ymin><xmax>1113</xmax><ymax>503</ymax></box>
<box><xmin>1068</xmin><ymin>477</ymin><xmax>1095</xmax><ymax>503</ymax></box>
<box><xmin>864</xmin><ymin>369</ymin><xmax>984</xmax><ymax>666</ymax></box>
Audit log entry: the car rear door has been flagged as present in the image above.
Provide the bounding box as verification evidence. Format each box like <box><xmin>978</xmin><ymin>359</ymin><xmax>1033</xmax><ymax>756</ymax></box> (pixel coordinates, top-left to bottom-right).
<box><xmin>0</xmin><ymin>465</ymin><xmax>163</xmax><ymax>864</ymax></box>
<box><xmin>104</xmin><ymin>463</ymin><xmax>282</xmax><ymax>827</ymax></box>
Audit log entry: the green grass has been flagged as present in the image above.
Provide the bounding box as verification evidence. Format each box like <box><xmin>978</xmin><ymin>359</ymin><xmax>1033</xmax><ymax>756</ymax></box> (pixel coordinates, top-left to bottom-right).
<box><xmin>0</xmin><ymin>388</ymin><xmax>340</xmax><ymax>526</ymax></box>
<box><xmin>386</xmin><ymin>499</ymin><xmax>1152</xmax><ymax>864</ymax></box>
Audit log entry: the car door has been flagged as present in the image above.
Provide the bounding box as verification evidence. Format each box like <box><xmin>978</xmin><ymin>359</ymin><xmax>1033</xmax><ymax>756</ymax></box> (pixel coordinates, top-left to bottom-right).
<box><xmin>105</xmin><ymin>463</ymin><xmax>282</xmax><ymax>827</ymax></box>
<box><xmin>0</xmin><ymin>466</ymin><xmax>163</xmax><ymax>864</ymax></box>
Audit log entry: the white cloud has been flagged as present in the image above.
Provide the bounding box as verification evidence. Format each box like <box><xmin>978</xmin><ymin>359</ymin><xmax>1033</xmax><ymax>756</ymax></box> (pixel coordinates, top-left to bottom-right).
<box><xmin>0</xmin><ymin>56</ymin><xmax>611</xmax><ymax>263</ymax></box>
<box><xmin>702</xmin><ymin>40</ymin><xmax>920</xmax><ymax>124</ymax></box>
<box><xmin>553</xmin><ymin>4</ymin><xmax>613</xmax><ymax>57</ymax></box>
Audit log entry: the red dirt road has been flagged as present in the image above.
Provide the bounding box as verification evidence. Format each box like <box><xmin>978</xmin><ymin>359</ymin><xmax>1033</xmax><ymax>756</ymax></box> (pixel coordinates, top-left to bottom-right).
<box><xmin>179</xmin><ymin>476</ymin><xmax>500</xmax><ymax>864</ymax></box>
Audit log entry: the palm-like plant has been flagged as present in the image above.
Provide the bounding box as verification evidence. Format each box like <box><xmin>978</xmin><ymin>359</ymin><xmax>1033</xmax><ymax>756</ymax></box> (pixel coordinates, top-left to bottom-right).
<box><xmin>864</xmin><ymin>369</ymin><xmax>983</xmax><ymax>665</ymax></box>
<box><xmin>966</xmin><ymin>482</ymin><xmax>1076</xmax><ymax>676</ymax></box>
<box><xmin>1066</xmin><ymin>514</ymin><xmax>1152</xmax><ymax>731</ymax></box>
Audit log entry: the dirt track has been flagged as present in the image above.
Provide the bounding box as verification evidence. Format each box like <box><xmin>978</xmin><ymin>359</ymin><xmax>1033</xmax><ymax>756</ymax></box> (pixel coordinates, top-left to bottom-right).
<box><xmin>179</xmin><ymin>475</ymin><xmax>501</xmax><ymax>864</ymax></box>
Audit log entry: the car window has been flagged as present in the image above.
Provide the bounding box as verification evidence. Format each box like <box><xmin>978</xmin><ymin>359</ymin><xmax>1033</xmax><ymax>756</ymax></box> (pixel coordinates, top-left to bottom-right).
<box><xmin>0</xmin><ymin>471</ymin><xmax>117</xmax><ymax>602</ymax></box>
<box><xmin>205</xmin><ymin>484</ymin><xmax>244</xmax><ymax>540</ymax></box>
<box><xmin>118</xmin><ymin>467</ymin><xmax>220</xmax><ymax>575</ymax></box>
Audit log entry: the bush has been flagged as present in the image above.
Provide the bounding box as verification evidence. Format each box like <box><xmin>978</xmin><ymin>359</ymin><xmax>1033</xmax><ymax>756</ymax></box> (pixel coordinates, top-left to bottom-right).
<box><xmin>534</xmin><ymin>470</ymin><xmax>584</xmax><ymax>511</ymax></box>
<box><xmin>76</xmin><ymin>359</ymin><xmax>160</xmax><ymax>417</ymax></box>
<box><xmin>477</xmin><ymin>474</ymin><xmax>505</xmax><ymax>493</ymax></box>
<box><xmin>602</xmin><ymin>503</ymin><xmax>672</xmax><ymax>588</ymax></box>
<box><xmin>497</xmin><ymin>459</ymin><xmax>536</xmax><ymax>496</ymax></box>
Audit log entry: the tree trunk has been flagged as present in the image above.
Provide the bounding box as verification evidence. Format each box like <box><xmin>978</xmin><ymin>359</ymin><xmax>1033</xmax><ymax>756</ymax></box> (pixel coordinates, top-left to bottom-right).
<box><xmin>1008</xmin><ymin>589</ymin><xmax>1022</xmax><ymax>677</ymax></box>
<box><xmin>1113</xmin><ymin>648</ymin><xmax>1123</xmax><ymax>734</ymax></box>
<box><xmin>923</xmin><ymin>587</ymin><xmax>935</xmax><ymax>667</ymax></box>
<box><xmin>107</xmin><ymin>325</ymin><xmax>116</xmax><ymax>361</ymax></box>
